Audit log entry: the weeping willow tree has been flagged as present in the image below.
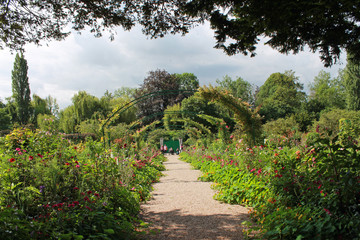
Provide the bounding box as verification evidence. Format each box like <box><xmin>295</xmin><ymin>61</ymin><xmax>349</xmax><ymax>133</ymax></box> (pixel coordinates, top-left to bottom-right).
<box><xmin>198</xmin><ymin>85</ymin><xmax>263</xmax><ymax>146</ymax></box>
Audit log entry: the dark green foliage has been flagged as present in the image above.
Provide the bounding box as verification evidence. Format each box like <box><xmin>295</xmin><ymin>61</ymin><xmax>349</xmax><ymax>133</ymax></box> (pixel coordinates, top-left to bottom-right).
<box><xmin>184</xmin><ymin>0</ymin><xmax>360</xmax><ymax>66</ymax></box>
<box><xmin>0</xmin><ymin>0</ymin><xmax>193</xmax><ymax>51</ymax></box>
<box><xmin>256</xmin><ymin>71</ymin><xmax>306</xmax><ymax>122</ymax></box>
<box><xmin>3</xmin><ymin>1</ymin><xmax>359</xmax><ymax>66</ymax></box>
<box><xmin>344</xmin><ymin>54</ymin><xmax>360</xmax><ymax>110</ymax></box>
<box><xmin>11</xmin><ymin>53</ymin><xmax>31</xmax><ymax>125</ymax></box>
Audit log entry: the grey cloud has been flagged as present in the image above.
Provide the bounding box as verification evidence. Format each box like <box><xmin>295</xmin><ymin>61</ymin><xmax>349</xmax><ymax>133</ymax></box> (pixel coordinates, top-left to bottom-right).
<box><xmin>0</xmin><ymin>23</ymin><xmax>345</xmax><ymax>109</ymax></box>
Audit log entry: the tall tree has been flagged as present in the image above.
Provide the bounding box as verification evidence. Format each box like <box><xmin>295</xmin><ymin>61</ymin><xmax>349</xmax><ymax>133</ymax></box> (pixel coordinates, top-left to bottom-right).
<box><xmin>31</xmin><ymin>94</ymin><xmax>51</xmax><ymax>124</ymax></box>
<box><xmin>45</xmin><ymin>95</ymin><xmax>59</xmax><ymax>117</ymax></box>
<box><xmin>175</xmin><ymin>73</ymin><xmax>199</xmax><ymax>91</ymax></box>
<box><xmin>343</xmin><ymin>54</ymin><xmax>360</xmax><ymax>110</ymax></box>
<box><xmin>11</xmin><ymin>52</ymin><xmax>31</xmax><ymax>125</ymax></box>
<box><xmin>309</xmin><ymin>70</ymin><xmax>346</xmax><ymax>110</ymax></box>
<box><xmin>59</xmin><ymin>106</ymin><xmax>77</xmax><ymax>133</ymax></box>
<box><xmin>72</xmin><ymin>91</ymin><xmax>101</xmax><ymax>123</ymax></box>
<box><xmin>256</xmin><ymin>70</ymin><xmax>306</xmax><ymax>122</ymax></box>
<box><xmin>2</xmin><ymin>1</ymin><xmax>359</xmax><ymax>66</ymax></box>
<box><xmin>134</xmin><ymin>69</ymin><xmax>186</xmax><ymax>123</ymax></box>
<box><xmin>216</xmin><ymin>75</ymin><xmax>254</xmax><ymax>105</ymax></box>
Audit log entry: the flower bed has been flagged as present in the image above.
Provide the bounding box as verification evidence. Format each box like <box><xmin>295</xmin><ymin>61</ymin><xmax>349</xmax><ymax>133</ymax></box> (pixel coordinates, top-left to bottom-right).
<box><xmin>0</xmin><ymin>128</ymin><xmax>165</xmax><ymax>239</ymax></box>
<box><xmin>180</xmin><ymin>138</ymin><xmax>360</xmax><ymax>239</ymax></box>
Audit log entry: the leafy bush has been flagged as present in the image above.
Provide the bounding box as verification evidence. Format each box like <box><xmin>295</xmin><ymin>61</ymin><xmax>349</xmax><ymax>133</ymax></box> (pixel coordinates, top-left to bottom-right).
<box><xmin>312</xmin><ymin>109</ymin><xmax>360</xmax><ymax>140</ymax></box>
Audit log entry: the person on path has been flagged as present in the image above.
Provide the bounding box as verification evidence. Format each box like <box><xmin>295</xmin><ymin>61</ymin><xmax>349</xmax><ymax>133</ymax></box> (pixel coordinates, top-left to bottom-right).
<box><xmin>164</xmin><ymin>145</ymin><xmax>168</xmax><ymax>154</ymax></box>
<box><xmin>160</xmin><ymin>145</ymin><xmax>164</xmax><ymax>154</ymax></box>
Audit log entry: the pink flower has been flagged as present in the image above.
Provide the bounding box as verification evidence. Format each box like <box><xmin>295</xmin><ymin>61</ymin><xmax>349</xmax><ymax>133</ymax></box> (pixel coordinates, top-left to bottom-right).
<box><xmin>250</xmin><ymin>168</ymin><xmax>256</xmax><ymax>172</ymax></box>
<box><xmin>37</xmin><ymin>154</ymin><xmax>43</xmax><ymax>158</ymax></box>
<box><xmin>76</xmin><ymin>165</ymin><xmax>80</xmax><ymax>168</ymax></box>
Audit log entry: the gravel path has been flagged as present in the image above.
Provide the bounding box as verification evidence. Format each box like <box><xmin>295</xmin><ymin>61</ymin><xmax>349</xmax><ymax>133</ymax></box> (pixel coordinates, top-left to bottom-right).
<box><xmin>140</xmin><ymin>154</ymin><xmax>250</xmax><ymax>240</ymax></box>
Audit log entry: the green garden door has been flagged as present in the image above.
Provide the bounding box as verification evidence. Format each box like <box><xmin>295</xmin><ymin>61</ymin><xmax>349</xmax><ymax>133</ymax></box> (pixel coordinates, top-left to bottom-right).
<box><xmin>163</xmin><ymin>140</ymin><xmax>180</xmax><ymax>153</ymax></box>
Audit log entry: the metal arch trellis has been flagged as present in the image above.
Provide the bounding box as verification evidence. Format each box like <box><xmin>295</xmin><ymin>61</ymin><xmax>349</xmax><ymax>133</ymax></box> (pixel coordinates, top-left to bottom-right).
<box><xmin>100</xmin><ymin>89</ymin><xmax>197</xmax><ymax>149</ymax></box>
<box><xmin>128</xmin><ymin>110</ymin><xmax>202</xmax><ymax>131</ymax></box>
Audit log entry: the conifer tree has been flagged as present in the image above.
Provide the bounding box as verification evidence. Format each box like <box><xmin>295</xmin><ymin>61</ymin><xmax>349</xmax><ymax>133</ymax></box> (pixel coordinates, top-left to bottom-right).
<box><xmin>344</xmin><ymin>54</ymin><xmax>360</xmax><ymax>111</ymax></box>
<box><xmin>11</xmin><ymin>53</ymin><xmax>31</xmax><ymax>125</ymax></box>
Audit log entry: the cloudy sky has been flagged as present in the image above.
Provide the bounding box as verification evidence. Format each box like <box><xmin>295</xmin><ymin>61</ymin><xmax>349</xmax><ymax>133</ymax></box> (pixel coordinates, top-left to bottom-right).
<box><xmin>0</xmin><ymin>22</ymin><xmax>346</xmax><ymax>109</ymax></box>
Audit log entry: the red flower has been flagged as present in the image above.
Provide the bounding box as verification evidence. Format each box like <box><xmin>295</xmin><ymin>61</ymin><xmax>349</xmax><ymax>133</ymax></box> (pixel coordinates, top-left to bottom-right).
<box><xmin>9</xmin><ymin>158</ymin><xmax>15</xmax><ymax>163</ymax></box>
<box><xmin>85</xmin><ymin>206</ymin><xmax>92</xmax><ymax>211</ymax></box>
<box><xmin>37</xmin><ymin>154</ymin><xmax>43</xmax><ymax>158</ymax></box>
<box><xmin>65</xmin><ymin>162</ymin><xmax>70</xmax><ymax>166</ymax></box>
<box><xmin>94</xmin><ymin>193</ymin><xmax>100</xmax><ymax>198</ymax></box>
<box><xmin>73</xmin><ymin>187</ymin><xmax>79</xmax><ymax>190</ymax></box>
<box><xmin>87</xmin><ymin>190</ymin><xmax>92</xmax><ymax>195</ymax></box>
<box><xmin>29</xmin><ymin>156</ymin><xmax>34</xmax><ymax>160</ymax></box>
<box><xmin>73</xmin><ymin>201</ymin><xmax>79</xmax><ymax>205</ymax></box>
<box><xmin>324</xmin><ymin>208</ymin><xmax>331</xmax><ymax>215</ymax></box>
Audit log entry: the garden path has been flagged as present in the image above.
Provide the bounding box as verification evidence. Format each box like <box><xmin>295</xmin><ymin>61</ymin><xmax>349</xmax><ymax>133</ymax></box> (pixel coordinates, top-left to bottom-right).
<box><xmin>140</xmin><ymin>154</ymin><xmax>250</xmax><ymax>240</ymax></box>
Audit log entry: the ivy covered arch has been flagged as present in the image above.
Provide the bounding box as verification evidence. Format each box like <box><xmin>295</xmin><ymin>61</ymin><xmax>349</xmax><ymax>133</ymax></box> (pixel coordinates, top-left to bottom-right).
<box><xmin>101</xmin><ymin>87</ymin><xmax>262</xmax><ymax>149</ymax></box>
<box><xmin>197</xmin><ymin>85</ymin><xmax>263</xmax><ymax>146</ymax></box>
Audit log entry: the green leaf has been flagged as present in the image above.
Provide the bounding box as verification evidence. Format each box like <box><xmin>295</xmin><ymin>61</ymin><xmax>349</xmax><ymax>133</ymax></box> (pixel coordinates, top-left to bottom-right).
<box><xmin>296</xmin><ymin>235</ymin><xmax>304</xmax><ymax>240</ymax></box>
<box><xmin>104</xmin><ymin>229</ymin><xmax>115</xmax><ymax>234</ymax></box>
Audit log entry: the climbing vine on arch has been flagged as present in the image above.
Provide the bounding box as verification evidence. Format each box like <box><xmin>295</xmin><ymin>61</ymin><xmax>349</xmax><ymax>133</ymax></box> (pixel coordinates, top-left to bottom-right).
<box><xmin>197</xmin><ymin>85</ymin><xmax>263</xmax><ymax>146</ymax></box>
